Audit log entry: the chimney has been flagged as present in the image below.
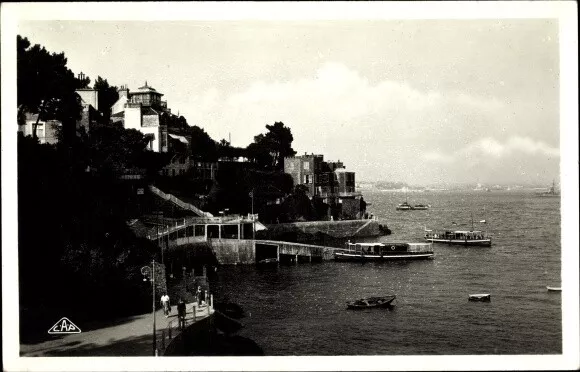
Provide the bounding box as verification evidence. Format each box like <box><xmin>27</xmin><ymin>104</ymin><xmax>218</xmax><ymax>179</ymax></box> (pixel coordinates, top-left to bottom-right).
<box><xmin>118</xmin><ymin>85</ymin><xmax>129</xmax><ymax>99</ymax></box>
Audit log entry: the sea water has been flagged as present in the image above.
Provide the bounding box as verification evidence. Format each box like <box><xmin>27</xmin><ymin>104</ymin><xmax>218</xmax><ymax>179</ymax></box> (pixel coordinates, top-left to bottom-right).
<box><xmin>210</xmin><ymin>191</ymin><xmax>562</xmax><ymax>355</ymax></box>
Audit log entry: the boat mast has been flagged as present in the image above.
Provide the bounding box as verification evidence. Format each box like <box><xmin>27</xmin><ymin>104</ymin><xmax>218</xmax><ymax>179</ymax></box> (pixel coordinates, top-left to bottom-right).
<box><xmin>471</xmin><ymin>211</ymin><xmax>474</xmax><ymax>231</ymax></box>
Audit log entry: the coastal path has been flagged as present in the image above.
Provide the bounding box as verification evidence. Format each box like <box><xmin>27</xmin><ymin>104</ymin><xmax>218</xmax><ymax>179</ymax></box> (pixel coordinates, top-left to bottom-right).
<box><xmin>20</xmin><ymin>301</ymin><xmax>214</xmax><ymax>357</ymax></box>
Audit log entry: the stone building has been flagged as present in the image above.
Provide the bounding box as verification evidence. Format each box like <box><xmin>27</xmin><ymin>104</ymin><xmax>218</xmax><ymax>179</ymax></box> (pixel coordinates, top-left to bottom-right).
<box><xmin>76</xmin><ymin>86</ymin><xmax>100</xmax><ymax>135</ymax></box>
<box><xmin>283</xmin><ymin>153</ymin><xmax>363</xmax><ymax>219</ymax></box>
<box><xmin>17</xmin><ymin>113</ymin><xmax>60</xmax><ymax>144</ymax></box>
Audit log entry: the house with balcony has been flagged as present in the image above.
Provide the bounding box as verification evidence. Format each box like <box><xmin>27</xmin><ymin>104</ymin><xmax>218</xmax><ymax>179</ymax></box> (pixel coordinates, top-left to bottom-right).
<box><xmin>111</xmin><ymin>82</ymin><xmax>174</xmax><ymax>153</ymax></box>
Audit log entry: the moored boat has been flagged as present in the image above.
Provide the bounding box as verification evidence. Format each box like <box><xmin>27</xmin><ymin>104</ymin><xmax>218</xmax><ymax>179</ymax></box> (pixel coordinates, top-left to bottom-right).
<box><xmin>413</xmin><ymin>204</ymin><xmax>430</xmax><ymax>210</ymax></box>
<box><xmin>334</xmin><ymin>241</ymin><xmax>434</xmax><ymax>261</ymax></box>
<box><xmin>468</xmin><ymin>294</ymin><xmax>491</xmax><ymax>302</ymax></box>
<box><xmin>346</xmin><ymin>295</ymin><xmax>396</xmax><ymax>309</ymax></box>
<box><xmin>424</xmin><ymin>213</ymin><xmax>491</xmax><ymax>246</ymax></box>
<box><xmin>546</xmin><ymin>286</ymin><xmax>562</xmax><ymax>292</ymax></box>
<box><xmin>396</xmin><ymin>201</ymin><xmax>413</xmax><ymax>210</ymax></box>
<box><xmin>424</xmin><ymin>228</ymin><xmax>492</xmax><ymax>246</ymax></box>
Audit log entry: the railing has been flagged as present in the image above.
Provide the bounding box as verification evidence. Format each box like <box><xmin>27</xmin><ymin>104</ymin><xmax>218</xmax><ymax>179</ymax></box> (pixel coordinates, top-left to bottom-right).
<box><xmin>145</xmin><ymin>215</ymin><xmax>259</xmax><ymax>240</ymax></box>
<box><xmin>159</xmin><ymin>299</ymin><xmax>214</xmax><ymax>353</ymax></box>
<box><xmin>148</xmin><ymin>185</ymin><xmax>212</xmax><ymax>217</ymax></box>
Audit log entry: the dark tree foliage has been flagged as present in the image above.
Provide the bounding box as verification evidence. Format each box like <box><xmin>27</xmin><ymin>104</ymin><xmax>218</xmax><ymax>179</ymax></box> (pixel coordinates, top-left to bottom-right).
<box><xmin>17</xmin><ymin>35</ymin><xmax>85</xmax><ymax>143</ymax></box>
<box><xmin>189</xmin><ymin>125</ymin><xmax>218</xmax><ymax>161</ymax></box>
<box><xmin>280</xmin><ymin>184</ymin><xmax>317</xmax><ymax>221</ymax></box>
<box><xmin>18</xmin><ymin>133</ymin><xmax>159</xmax><ymax>342</ymax></box>
<box><xmin>93</xmin><ymin>76</ymin><xmax>119</xmax><ymax>122</ymax></box>
<box><xmin>246</xmin><ymin>122</ymin><xmax>296</xmax><ymax>171</ymax></box>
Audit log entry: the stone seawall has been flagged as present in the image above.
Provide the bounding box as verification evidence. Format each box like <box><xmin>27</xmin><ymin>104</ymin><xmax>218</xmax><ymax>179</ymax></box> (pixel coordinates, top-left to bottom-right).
<box><xmin>259</xmin><ymin>219</ymin><xmax>388</xmax><ymax>242</ymax></box>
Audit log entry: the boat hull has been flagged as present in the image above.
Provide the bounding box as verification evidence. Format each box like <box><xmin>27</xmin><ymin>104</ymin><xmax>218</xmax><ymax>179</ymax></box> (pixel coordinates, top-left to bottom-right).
<box><xmin>425</xmin><ymin>238</ymin><xmax>491</xmax><ymax>247</ymax></box>
<box><xmin>334</xmin><ymin>251</ymin><xmax>433</xmax><ymax>261</ymax></box>
<box><xmin>546</xmin><ymin>286</ymin><xmax>562</xmax><ymax>292</ymax></box>
<box><xmin>346</xmin><ymin>296</ymin><xmax>396</xmax><ymax>309</ymax></box>
<box><xmin>468</xmin><ymin>294</ymin><xmax>491</xmax><ymax>302</ymax></box>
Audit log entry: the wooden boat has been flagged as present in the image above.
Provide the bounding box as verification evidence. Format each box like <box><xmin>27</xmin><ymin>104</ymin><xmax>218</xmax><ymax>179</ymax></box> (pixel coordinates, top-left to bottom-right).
<box><xmin>468</xmin><ymin>294</ymin><xmax>491</xmax><ymax>302</ymax></box>
<box><xmin>334</xmin><ymin>241</ymin><xmax>434</xmax><ymax>261</ymax></box>
<box><xmin>347</xmin><ymin>295</ymin><xmax>396</xmax><ymax>309</ymax></box>
<box><xmin>424</xmin><ymin>214</ymin><xmax>491</xmax><ymax>246</ymax></box>
<box><xmin>424</xmin><ymin>229</ymin><xmax>492</xmax><ymax>246</ymax></box>
<box><xmin>546</xmin><ymin>286</ymin><xmax>562</xmax><ymax>292</ymax></box>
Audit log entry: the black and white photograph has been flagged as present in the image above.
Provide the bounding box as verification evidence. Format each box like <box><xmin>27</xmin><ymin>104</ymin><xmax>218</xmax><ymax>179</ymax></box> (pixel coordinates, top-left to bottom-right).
<box><xmin>2</xmin><ymin>2</ymin><xmax>578</xmax><ymax>371</ymax></box>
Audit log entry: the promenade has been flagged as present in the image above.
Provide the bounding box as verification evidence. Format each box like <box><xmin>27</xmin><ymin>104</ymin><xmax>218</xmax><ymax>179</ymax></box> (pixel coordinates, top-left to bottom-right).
<box><xmin>20</xmin><ymin>302</ymin><xmax>213</xmax><ymax>357</ymax></box>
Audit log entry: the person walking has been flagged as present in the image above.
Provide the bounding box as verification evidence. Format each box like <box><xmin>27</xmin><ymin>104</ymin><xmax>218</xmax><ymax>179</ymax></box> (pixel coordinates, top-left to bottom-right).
<box><xmin>177</xmin><ymin>297</ymin><xmax>186</xmax><ymax>330</ymax></box>
<box><xmin>160</xmin><ymin>294</ymin><xmax>170</xmax><ymax>318</ymax></box>
<box><xmin>196</xmin><ymin>286</ymin><xmax>202</xmax><ymax>306</ymax></box>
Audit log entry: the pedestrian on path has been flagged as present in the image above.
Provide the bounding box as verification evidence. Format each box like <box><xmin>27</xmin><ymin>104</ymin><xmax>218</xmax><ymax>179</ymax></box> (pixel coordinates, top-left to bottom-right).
<box><xmin>160</xmin><ymin>294</ymin><xmax>170</xmax><ymax>317</ymax></box>
<box><xmin>177</xmin><ymin>297</ymin><xmax>186</xmax><ymax>330</ymax></box>
<box><xmin>196</xmin><ymin>286</ymin><xmax>201</xmax><ymax>306</ymax></box>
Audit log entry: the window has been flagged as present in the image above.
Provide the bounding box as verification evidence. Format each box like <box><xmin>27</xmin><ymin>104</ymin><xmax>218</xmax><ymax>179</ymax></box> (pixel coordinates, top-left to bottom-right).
<box><xmin>304</xmin><ymin>175</ymin><xmax>311</xmax><ymax>184</ymax></box>
<box><xmin>194</xmin><ymin>225</ymin><xmax>205</xmax><ymax>237</ymax></box>
<box><xmin>303</xmin><ymin>162</ymin><xmax>310</xmax><ymax>170</ymax></box>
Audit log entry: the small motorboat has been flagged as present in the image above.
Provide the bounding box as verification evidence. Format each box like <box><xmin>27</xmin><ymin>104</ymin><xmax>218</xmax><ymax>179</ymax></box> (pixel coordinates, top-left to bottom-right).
<box><xmin>546</xmin><ymin>286</ymin><xmax>562</xmax><ymax>292</ymax></box>
<box><xmin>468</xmin><ymin>294</ymin><xmax>491</xmax><ymax>302</ymax></box>
<box><xmin>413</xmin><ymin>204</ymin><xmax>430</xmax><ymax>210</ymax></box>
<box><xmin>346</xmin><ymin>295</ymin><xmax>396</xmax><ymax>309</ymax></box>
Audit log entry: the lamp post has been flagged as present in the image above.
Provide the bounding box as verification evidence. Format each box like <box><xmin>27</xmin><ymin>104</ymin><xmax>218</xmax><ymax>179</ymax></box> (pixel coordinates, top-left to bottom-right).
<box><xmin>157</xmin><ymin>211</ymin><xmax>164</xmax><ymax>266</ymax></box>
<box><xmin>250</xmin><ymin>189</ymin><xmax>255</xmax><ymax>240</ymax></box>
<box><xmin>141</xmin><ymin>260</ymin><xmax>158</xmax><ymax>356</ymax></box>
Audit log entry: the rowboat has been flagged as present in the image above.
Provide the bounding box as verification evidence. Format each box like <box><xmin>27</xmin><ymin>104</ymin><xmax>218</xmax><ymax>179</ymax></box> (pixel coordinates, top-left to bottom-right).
<box><xmin>334</xmin><ymin>241</ymin><xmax>434</xmax><ymax>261</ymax></box>
<box><xmin>468</xmin><ymin>294</ymin><xmax>491</xmax><ymax>302</ymax></box>
<box><xmin>346</xmin><ymin>295</ymin><xmax>396</xmax><ymax>309</ymax></box>
<box><xmin>546</xmin><ymin>286</ymin><xmax>562</xmax><ymax>292</ymax></box>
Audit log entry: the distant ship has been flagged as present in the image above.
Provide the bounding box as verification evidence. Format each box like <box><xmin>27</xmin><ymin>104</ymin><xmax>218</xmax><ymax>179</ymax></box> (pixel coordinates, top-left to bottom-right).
<box><xmin>473</xmin><ymin>183</ymin><xmax>490</xmax><ymax>192</ymax></box>
<box><xmin>536</xmin><ymin>180</ymin><xmax>559</xmax><ymax>197</ymax></box>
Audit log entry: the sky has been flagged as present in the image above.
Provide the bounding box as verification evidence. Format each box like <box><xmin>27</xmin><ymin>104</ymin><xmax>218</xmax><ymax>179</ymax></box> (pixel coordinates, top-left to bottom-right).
<box><xmin>13</xmin><ymin>5</ymin><xmax>566</xmax><ymax>186</ymax></box>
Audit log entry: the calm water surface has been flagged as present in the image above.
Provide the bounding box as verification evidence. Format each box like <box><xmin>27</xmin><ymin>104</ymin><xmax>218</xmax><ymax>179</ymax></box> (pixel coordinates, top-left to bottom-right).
<box><xmin>210</xmin><ymin>191</ymin><xmax>562</xmax><ymax>355</ymax></box>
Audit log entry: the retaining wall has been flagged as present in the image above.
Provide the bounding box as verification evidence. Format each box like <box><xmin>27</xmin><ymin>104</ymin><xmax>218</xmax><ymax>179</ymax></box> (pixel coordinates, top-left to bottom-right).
<box><xmin>209</xmin><ymin>239</ymin><xmax>256</xmax><ymax>265</ymax></box>
<box><xmin>261</xmin><ymin>219</ymin><xmax>383</xmax><ymax>240</ymax></box>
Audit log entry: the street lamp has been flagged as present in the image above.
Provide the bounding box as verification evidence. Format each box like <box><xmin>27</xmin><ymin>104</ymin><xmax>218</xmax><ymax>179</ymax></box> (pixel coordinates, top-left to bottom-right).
<box><xmin>141</xmin><ymin>260</ymin><xmax>158</xmax><ymax>356</ymax></box>
<box><xmin>249</xmin><ymin>189</ymin><xmax>255</xmax><ymax>240</ymax></box>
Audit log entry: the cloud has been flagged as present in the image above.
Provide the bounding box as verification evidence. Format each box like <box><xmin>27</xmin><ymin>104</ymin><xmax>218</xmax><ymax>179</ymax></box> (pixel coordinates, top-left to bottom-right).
<box><xmin>422</xmin><ymin>151</ymin><xmax>456</xmax><ymax>164</ymax></box>
<box><xmin>182</xmin><ymin>61</ymin><xmax>558</xmax><ymax>184</ymax></box>
<box><xmin>461</xmin><ymin>136</ymin><xmax>560</xmax><ymax>159</ymax></box>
